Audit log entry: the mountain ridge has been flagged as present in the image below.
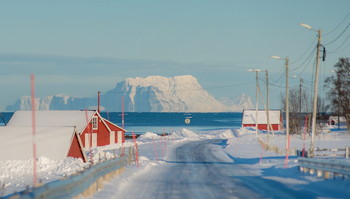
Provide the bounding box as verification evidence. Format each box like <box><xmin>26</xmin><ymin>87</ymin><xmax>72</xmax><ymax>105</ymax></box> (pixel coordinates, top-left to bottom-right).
<box><xmin>6</xmin><ymin>75</ymin><xmax>253</xmax><ymax>112</ymax></box>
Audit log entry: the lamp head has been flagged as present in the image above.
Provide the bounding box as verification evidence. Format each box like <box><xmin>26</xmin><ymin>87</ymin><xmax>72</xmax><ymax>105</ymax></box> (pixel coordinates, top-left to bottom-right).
<box><xmin>270</xmin><ymin>55</ymin><xmax>282</xmax><ymax>60</ymax></box>
<box><xmin>299</xmin><ymin>23</ymin><xmax>313</xmax><ymax>30</ymax></box>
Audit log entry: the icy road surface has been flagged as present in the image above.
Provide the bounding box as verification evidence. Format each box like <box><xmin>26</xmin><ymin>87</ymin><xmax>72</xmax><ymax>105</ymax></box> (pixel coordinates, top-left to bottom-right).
<box><xmin>93</xmin><ymin>139</ymin><xmax>321</xmax><ymax>199</ymax></box>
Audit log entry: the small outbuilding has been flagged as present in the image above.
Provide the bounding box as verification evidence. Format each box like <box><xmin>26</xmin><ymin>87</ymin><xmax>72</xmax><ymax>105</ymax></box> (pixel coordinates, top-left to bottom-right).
<box><xmin>242</xmin><ymin>109</ymin><xmax>283</xmax><ymax>131</ymax></box>
<box><xmin>328</xmin><ymin>115</ymin><xmax>346</xmax><ymax>126</ymax></box>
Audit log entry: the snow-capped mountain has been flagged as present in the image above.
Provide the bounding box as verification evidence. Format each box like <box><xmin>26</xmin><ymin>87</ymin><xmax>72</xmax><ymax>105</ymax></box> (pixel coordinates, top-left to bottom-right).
<box><xmin>219</xmin><ymin>93</ymin><xmax>254</xmax><ymax>111</ymax></box>
<box><xmin>102</xmin><ymin>75</ymin><xmax>227</xmax><ymax>112</ymax></box>
<box><xmin>6</xmin><ymin>75</ymin><xmax>253</xmax><ymax>112</ymax></box>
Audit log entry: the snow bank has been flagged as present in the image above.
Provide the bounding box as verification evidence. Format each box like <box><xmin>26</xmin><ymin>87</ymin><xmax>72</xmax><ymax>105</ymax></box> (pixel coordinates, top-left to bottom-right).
<box><xmin>137</xmin><ymin>132</ymin><xmax>160</xmax><ymax>141</ymax></box>
<box><xmin>171</xmin><ymin>128</ymin><xmax>200</xmax><ymax>138</ymax></box>
<box><xmin>199</xmin><ymin>129</ymin><xmax>235</xmax><ymax>139</ymax></box>
<box><xmin>0</xmin><ymin>156</ymin><xmax>88</xmax><ymax>196</ymax></box>
<box><xmin>0</xmin><ymin>142</ymin><xmax>134</xmax><ymax>196</ymax></box>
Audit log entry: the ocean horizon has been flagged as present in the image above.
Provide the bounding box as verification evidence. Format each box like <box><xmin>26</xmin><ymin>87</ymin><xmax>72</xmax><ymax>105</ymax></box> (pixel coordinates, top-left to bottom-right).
<box><xmin>1</xmin><ymin>112</ymin><xmax>243</xmax><ymax>134</ymax></box>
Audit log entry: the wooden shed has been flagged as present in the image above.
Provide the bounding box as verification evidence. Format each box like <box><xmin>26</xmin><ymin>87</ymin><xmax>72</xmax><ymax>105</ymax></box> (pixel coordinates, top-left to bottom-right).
<box><xmin>242</xmin><ymin>109</ymin><xmax>283</xmax><ymax>131</ymax></box>
<box><xmin>7</xmin><ymin>110</ymin><xmax>126</xmax><ymax>149</ymax></box>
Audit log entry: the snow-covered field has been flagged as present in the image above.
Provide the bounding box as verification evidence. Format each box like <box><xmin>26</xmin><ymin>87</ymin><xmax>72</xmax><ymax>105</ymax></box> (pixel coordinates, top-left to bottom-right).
<box><xmin>92</xmin><ymin>128</ymin><xmax>350</xmax><ymax>198</ymax></box>
<box><xmin>1</xmin><ymin>127</ymin><xmax>350</xmax><ymax>198</ymax></box>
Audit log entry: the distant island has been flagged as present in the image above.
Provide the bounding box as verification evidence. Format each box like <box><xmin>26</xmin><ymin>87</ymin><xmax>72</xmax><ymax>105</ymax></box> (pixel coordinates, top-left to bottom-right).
<box><xmin>6</xmin><ymin>75</ymin><xmax>253</xmax><ymax>112</ymax></box>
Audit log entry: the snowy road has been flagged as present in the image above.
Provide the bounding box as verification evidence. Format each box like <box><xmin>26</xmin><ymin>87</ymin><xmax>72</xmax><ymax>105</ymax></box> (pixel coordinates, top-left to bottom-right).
<box><xmin>93</xmin><ymin>139</ymin><xmax>333</xmax><ymax>199</ymax></box>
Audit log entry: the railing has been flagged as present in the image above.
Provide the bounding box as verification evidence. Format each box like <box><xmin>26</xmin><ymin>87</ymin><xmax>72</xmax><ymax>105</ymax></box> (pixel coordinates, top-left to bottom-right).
<box><xmin>298</xmin><ymin>157</ymin><xmax>350</xmax><ymax>179</ymax></box>
<box><xmin>314</xmin><ymin>147</ymin><xmax>349</xmax><ymax>158</ymax></box>
<box><xmin>297</xmin><ymin>147</ymin><xmax>350</xmax><ymax>158</ymax></box>
<box><xmin>3</xmin><ymin>147</ymin><xmax>136</xmax><ymax>199</ymax></box>
<box><xmin>258</xmin><ymin>138</ymin><xmax>297</xmax><ymax>156</ymax></box>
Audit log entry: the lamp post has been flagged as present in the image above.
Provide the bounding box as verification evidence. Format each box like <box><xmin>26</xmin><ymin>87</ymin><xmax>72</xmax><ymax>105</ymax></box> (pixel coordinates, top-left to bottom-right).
<box><xmin>247</xmin><ymin>69</ymin><xmax>262</xmax><ymax>136</ymax></box>
<box><xmin>299</xmin><ymin>23</ymin><xmax>322</xmax><ymax>157</ymax></box>
<box><xmin>271</xmin><ymin>56</ymin><xmax>290</xmax><ymax>157</ymax></box>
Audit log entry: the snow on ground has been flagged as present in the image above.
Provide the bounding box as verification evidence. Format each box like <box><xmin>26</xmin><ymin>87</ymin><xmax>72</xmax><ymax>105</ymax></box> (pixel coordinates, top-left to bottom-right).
<box><xmin>94</xmin><ymin>127</ymin><xmax>350</xmax><ymax>198</ymax></box>
<box><xmin>0</xmin><ymin>142</ymin><xmax>134</xmax><ymax>196</ymax></box>
<box><xmin>2</xmin><ymin>126</ymin><xmax>350</xmax><ymax>198</ymax></box>
<box><xmin>0</xmin><ymin>157</ymin><xmax>89</xmax><ymax>196</ymax></box>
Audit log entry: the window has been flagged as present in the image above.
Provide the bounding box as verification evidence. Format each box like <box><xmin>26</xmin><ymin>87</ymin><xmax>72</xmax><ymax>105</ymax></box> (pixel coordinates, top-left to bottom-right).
<box><xmin>92</xmin><ymin>116</ymin><xmax>98</xmax><ymax>130</ymax></box>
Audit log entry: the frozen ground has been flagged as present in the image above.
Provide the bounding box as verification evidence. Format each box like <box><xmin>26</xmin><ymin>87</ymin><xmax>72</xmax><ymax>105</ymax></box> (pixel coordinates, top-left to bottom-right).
<box><xmin>1</xmin><ymin>127</ymin><xmax>350</xmax><ymax>198</ymax></box>
<box><xmin>92</xmin><ymin>128</ymin><xmax>350</xmax><ymax>199</ymax></box>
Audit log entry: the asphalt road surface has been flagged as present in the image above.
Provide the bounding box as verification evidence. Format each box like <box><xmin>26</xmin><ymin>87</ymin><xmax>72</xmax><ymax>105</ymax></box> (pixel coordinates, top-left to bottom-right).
<box><xmin>94</xmin><ymin>140</ymin><xmax>323</xmax><ymax>199</ymax></box>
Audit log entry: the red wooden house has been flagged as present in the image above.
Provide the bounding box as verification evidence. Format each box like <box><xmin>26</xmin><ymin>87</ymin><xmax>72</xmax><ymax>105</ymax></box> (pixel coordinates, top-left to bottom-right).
<box><xmin>79</xmin><ymin>111</ymin><xmax>126</xmax><ymax>148</ymax></box>
<box><xmin>242</xmin><ymin>109</ymin><xmax>283</xmax><ymax>131</ymax></box>
<box><xmin>6</xmin><ymin>110</ymin><xmax>126</xmax><ymax>161</ymax></box>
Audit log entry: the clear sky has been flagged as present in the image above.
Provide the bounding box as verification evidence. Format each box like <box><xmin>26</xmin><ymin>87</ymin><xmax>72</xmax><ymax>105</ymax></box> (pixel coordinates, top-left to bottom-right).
<box><xmin>0</xmin><ymin>0</ymin><xmax>350</xmax><ymax>110</ymax></box>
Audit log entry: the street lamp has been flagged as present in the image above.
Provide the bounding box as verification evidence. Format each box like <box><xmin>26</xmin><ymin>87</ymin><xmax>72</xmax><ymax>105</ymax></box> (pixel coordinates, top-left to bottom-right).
<box><xmin>271</xmin><ymin>56</ymin><xmax>290</xmax><ymax>159</ymax></box>
<box><xmin>299</xmin><ymin>22</ymin><xmax>322</xmax><ymax>157</ymax></box>
<box><xmin>247</xmin><ymin>69</ymin><xmax>262</xmax><ymax>136</ymax></box>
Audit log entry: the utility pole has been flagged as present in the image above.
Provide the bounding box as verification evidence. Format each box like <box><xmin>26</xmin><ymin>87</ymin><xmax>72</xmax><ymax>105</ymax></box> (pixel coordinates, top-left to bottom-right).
<box><xmin>247</xmin><ymin>69</ymin><xmax>262</xmax><ymax>136</ymax></box>
<box><xmin>299</xmin><ymin>23</ymin><xmax>323</xmax><ymax>158</ymax></box>
<box><xmin>285</xmin><ymin>57</ymin><xmax>290</xmax><ymax>156</ymax></box>
<box><xmin>299</xmin><ymin>78</ymin><xmax>303</xmax><ymax>113</ymax></box>
<box><xmin>255</xmin><ymin>70</ymin><xmax>259</xmax><ymax>136</ymax></box>
<box><xmin>310</xmin><ymin>29</ymin><xmax>322</xmax><ymax>157</ymax></box>
<box><xmin>97</xmin><ymin>91</ymin><xmax>101</xmax><ymax>113</ymax></box>
<box><xmin>270</xmin><ymin>56</ymin><xmax>290</xmax><ymax>149</ymax></box>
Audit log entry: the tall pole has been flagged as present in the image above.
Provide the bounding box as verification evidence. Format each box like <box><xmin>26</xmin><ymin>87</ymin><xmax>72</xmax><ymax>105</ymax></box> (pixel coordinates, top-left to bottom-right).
<box><xmin>266</xmin><ymin>70</ymin><xmax>270</xmax><ymax>137</ymax></box>
<box><xmin>299</xmin><ymin>78</ymin><xmax>303</xmax><ymax>113</ymax></box>
<box><xmin>299</xmin><ymin>78</ymin><xmax>303</xmax><ymax>134</ymax></box>
<box><xmin>97</xmin><ymin>91</ymin><xmax>101</xmax><ymax>113</ymax></box>
<box><xmin>255</xmin><ymin>71</ymin><xmax>259</xmax><ymax>136</ymax></box>
<box><xmin>311</xmin><ymin>29</ymin><xmax>322</xmax><ymax>157</ymax></box>
<box><xmin>285</xmin><ymin>58</ymin><xmax>290</xmax><ymax>156</ymax></box>
<box><xmin>31</xmin><ymin>74</ymin><xmax>37</xmax><ymax>186</ymax></box>
<box><xmin>122</xmin><ymin>96</ymin><xmax>125</xmax><ymax>129</ymax></box>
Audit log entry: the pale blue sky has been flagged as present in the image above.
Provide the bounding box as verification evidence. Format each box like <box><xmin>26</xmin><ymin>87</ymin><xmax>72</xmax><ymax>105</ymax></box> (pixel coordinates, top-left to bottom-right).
<box><xmin>0</xmin><ymin>0</ymin><xmax>350</xmax><ymax>110</ymax></box>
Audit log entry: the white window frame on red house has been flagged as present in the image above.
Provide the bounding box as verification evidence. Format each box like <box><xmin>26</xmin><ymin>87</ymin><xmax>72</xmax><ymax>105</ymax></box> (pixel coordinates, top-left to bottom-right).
<box><xmin>92</xmin><ymin>116</ymin><xmax>98</xmax><ymax>130</ymax></box>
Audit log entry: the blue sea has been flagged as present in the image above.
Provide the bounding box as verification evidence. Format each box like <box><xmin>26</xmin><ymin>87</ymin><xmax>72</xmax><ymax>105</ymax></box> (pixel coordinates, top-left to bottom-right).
<box><xmin>0</xmin><ymin>112</ymin><xmax>243</xmax><ymax>135</ymax></box>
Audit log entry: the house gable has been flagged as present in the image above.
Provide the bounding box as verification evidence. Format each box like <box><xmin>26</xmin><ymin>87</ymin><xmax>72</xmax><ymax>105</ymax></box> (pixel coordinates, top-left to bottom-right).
<box><xmin>67</xmin><ymin>131</ymin><xmax>87</xmax><ymax>162</ymax></box>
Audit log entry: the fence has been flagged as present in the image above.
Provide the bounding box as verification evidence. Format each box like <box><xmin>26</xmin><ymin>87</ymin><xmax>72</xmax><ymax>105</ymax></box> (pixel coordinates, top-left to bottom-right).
<box><xmin>298</xmin><ymin>157</ymin><xmax>350</xmax><ymax>179</ymax></box>
<box><xmin>297</xmin><ymin>147</ymin><xmax>349</xmax><ymax>158</ymax></box>
<box><xmin>258</xmin><ymin>138</ymin><xmax>297</xmax><ymax>156</ymax></box>
<box><xmin>314</xmin><ymin>147</ymin><xmax>349</xmax><ymax>158</ymax></box>
<box><xmin>3</xmin><ymin>147</ymin><xmax>136</xmax><ymax>199</ymax></box>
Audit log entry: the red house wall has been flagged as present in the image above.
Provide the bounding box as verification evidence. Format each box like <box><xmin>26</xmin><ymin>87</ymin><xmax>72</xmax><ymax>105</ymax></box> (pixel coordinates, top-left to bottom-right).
<box><xmin>242</xmin><ymin>124</ymin><xmax>281</xmax><ymax>131</ymax></box>
<box><xmin>79</xmin><ymin>113</ymin><xmax>125</xmax><ymax>148</ymax></box>
<box><xmin>104</xmin><ymin>120</ymin><xmax>125</xmax><ymax>144</ymax></box>
<box><xmin>80</xmin><ymin>113</ymin><xmax>111</xmax><ymax>147</ymax></box>
<box><xmin>67</xmin><ymin>133</ymin><xmax>86</xmax><ymax>162</ymax></box>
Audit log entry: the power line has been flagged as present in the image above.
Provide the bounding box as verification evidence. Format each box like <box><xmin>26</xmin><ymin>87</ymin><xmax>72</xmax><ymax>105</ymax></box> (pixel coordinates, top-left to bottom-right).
<box><xmin>290</xmin><ymin>36</ymin><xmax>317</xmax><ymax>65</ymax></box>
<box><xmin>324</xmin><ymin>10</ymin><xmax>350</xmax><ymax>36</ymax></box>
<box><xmin>328</xmin><ymin>31</ymin><xmax>350</xmax><ymax>53</ymax></box>
<box><xmin>290</xmin><ymin>47</ymin><xmax>316</xmax><ymax>72</ymax></box>
<box><xmin>324</xmin><ymin>22</ymin><xmax>350</xmax><ymax>45</ymax></box>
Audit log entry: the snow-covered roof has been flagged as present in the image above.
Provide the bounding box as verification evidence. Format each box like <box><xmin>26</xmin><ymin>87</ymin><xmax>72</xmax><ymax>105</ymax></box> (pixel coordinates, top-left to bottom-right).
<box><xmin>6</xmin><ymin>110</ymin><xmax>95</xmax><ymax>133</ymax></box>
<box><xmin>242</xmin><ymin>109</ymin><xmax>282</xmax><ymax>124</ymax></box>
<box><xmin>0</xmin><ymin>126</ymin><xmax>76</xmax><ymax>160</ymax></box>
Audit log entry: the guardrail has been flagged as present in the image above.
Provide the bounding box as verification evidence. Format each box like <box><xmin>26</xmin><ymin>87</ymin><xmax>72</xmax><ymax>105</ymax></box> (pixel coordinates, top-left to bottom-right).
<box><xmin>3</xmin><ymin>147</ymin><xmax>136</xmax><ymax>199</ymax></box>
<box><xmin>297</xmin><ymin>147</ymin><xmax>349</xmax><ymax>158</ymax></box>
<box><xmin>314</xmin><ymin>147</ymin><xmax>349</xmax><ymax>158</ymax></box>
<box><xmin>298</xmin><ymin>157</ymin><xmax>350</xmax><ymax>179</ymax></box>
